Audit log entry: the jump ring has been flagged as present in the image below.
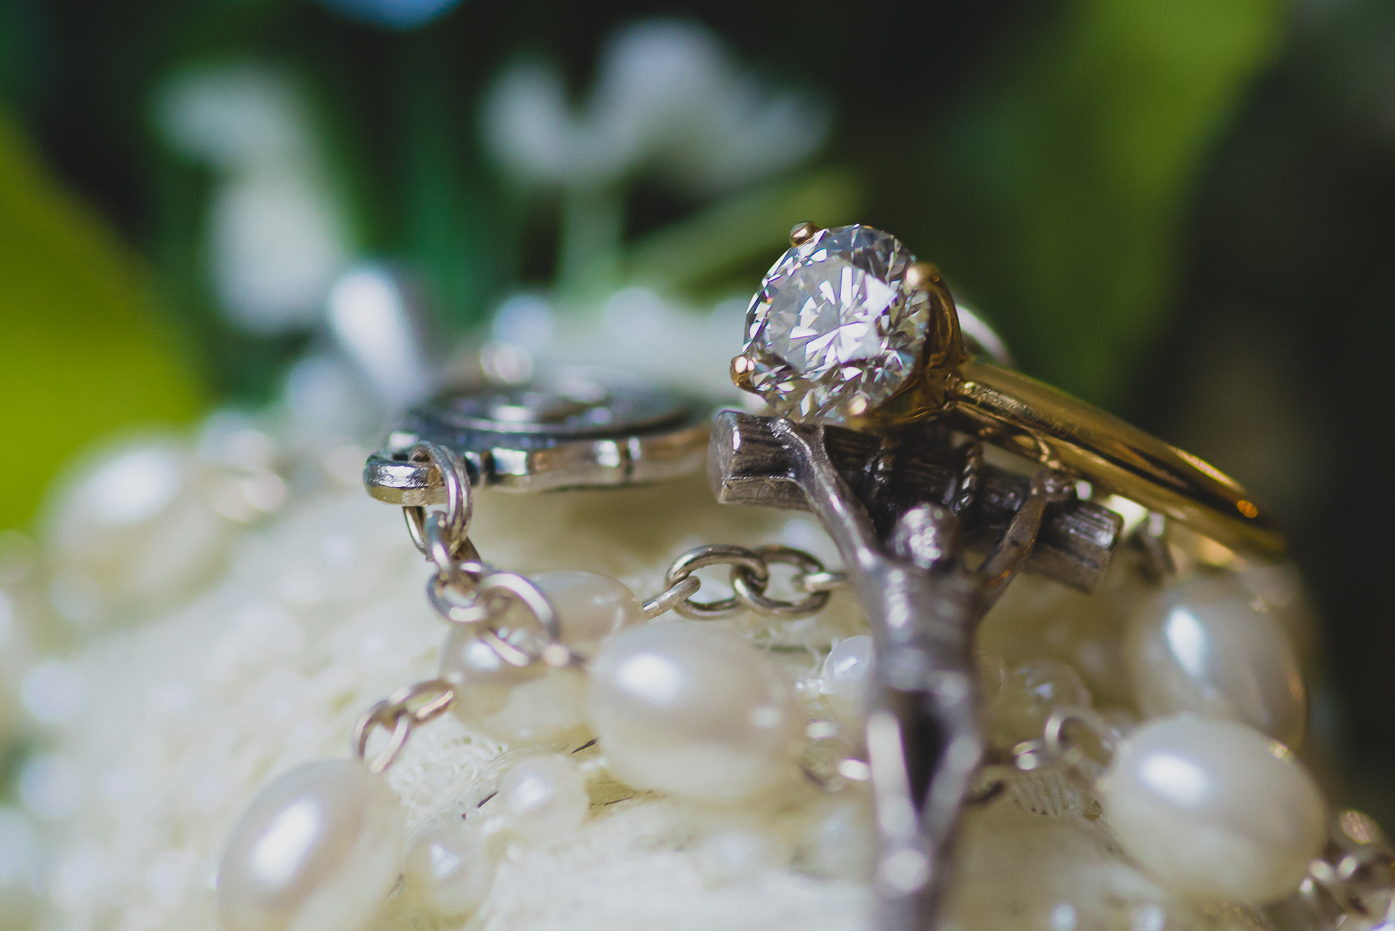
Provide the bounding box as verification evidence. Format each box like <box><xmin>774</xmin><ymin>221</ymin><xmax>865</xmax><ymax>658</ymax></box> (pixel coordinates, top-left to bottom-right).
<box><xmin>665</xmin><ymin>544</ymin><xmax>769</xmax><ymax>620</ymax></box>
<box><xmin>642</xmin><ymin>575</ymin><xmax>702</xmax><ymax>619</ymax></box>
<box><xmin>1042</xmin><ymin>706</ymin><xmax>1118</xmax><ymax>772</ymax></box>
<box><xmin>730</xmin><ymin>545</ymin><xmax>833</xmax><ymax>619</ymax></box>
<box><xmin>351</xmin><ymin>679</ymin><xmax>456</xmax><ymax>775</ymax></box>
<box><xmin>731</xmin><ymin>567</ymin><xmax>830</xmax><ymax>618</ymax></box>
<box><xmin>404</xmin><ymin>442</ymin><xmax>473</xmax><ymax>556</ymax></box>
<box><xmin>426</xmin><ymin>568</ymin><xmax>494</xmax><ymax>624</ymax></box>
<box><xmin>352</xmin><ymin>702</ymin><xmax>412</xmax><ymax>775</ymax></box>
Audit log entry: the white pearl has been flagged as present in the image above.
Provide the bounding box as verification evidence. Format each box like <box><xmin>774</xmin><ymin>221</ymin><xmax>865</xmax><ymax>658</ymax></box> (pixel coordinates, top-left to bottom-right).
<box><xmin>47</xmin><ymin>443</ymin><xmax>230</xmax><ymax>615</ymax></box>
<box><xmin>586</xmin><ymin>624</ymin><xmax>805</xmax><ymax>803</ymax></box>
<box><xmin>438</xmin><ymin>570</ymin><xmax>641</xmax><ymax>745</ymax></box>
<box><xmin>1126</xmin><ymin>576</ymin><xmax>1305</xmax><ymax>746</ymax></box>
<box><xmin>498</xmin><ymin>755</ymin><xmax>590</xmax><ymax>842</ymax></box>
<box><xmin>439</xmin><ymin>628</ymin><xmax>588</xmax><ymax>745</ymax></box>
<box><xmin>404</xmin><ymin>821</ymin><xmax>494</xmax><ymax>917</ymax></box>
<box><xmin>1100</xmin><ymin>715</ymin><xmax>1326</xmax><ymax>903</ymax></box>
<box><xmin>525</xmin><ymin>570</ymin><xmax>645</xmax><ymax>655</ymax></box>
<box><xmin>986</xmin><ymin>658</ymin><xmax>1091</xmax><ymax>750</ymax></box>
<box><xmin>820</xmin><ymin>635</ymin><xmax>873</xmax><ymax>728</ymax></box>
<box><xmin>217</xmin><ymin>759</ymin><xmax>404</xmax><ymax>931</ymax></box>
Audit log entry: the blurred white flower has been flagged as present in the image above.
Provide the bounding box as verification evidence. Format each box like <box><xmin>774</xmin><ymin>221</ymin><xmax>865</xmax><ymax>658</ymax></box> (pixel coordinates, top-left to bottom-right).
<box><xmin>282</xmin><ymin>354</ymin><xmax>385</xmax><ymax>442</ymax></box>
<box><xmin>154</xmin><ymin>64</ymin><xmax>352</xmax><ymax>335</ymax></box>
<box><xmin>209</xmin><ymin>173</ymin><xmax>350</xmax><ymax>334</ymax></box>
<box><xmin>312</xmin><ymin>0</ymin><xmax>464</xmax><ymax>30</ymax></box>
<box><xmin>483</xmin><ymin>19</ymin><xmax>830</xmax><ymax>194</ymax></box>
<box><xmin>154</xmin><ymin>64</ymin><xmax>313</xmax><ymax>173</ymax></box>
<box><xmin>326</xmin><ymin>265</ymin><xmax>438</xmax><ymax>411</ymax></box>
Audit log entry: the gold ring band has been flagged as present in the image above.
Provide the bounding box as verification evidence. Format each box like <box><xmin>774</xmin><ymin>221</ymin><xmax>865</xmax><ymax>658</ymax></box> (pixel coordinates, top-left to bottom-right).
<box><xmin>733</xmin><ymin>223</ymin><xmax>1283</xmax><ymax>559</ymax></box>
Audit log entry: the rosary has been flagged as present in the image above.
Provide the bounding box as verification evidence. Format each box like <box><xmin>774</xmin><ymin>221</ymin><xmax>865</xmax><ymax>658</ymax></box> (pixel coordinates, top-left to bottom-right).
<box><xmin>213</xmin><ymin>225</ymin><xmax>1391</xmax><ymax>931</ymax></box>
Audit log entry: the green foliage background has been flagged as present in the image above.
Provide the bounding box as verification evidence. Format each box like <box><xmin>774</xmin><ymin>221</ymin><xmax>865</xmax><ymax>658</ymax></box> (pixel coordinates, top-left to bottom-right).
<box><xmin>0</xmin><ymin>0</ymin><xmax>1285</xmax><ymax>526</ymax></box>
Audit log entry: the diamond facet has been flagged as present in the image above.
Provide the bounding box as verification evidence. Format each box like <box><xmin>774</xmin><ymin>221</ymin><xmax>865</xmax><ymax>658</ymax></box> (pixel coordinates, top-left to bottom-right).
<box><xmin>742</xmin><ymin>225</ymin><xmax>930</xmax><ymax>422</ymax></box>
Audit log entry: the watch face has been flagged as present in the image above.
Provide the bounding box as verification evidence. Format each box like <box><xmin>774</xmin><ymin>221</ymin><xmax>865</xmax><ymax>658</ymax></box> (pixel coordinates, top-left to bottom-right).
<box><xmin>427</xmin><ymin>373</ymin><xmax>691</xmax><ymax>437</ymax></box>
<box><xmin>363</xmin><ymin>371</ymin><xmax>713</xmax><ymax>501</ymax></box>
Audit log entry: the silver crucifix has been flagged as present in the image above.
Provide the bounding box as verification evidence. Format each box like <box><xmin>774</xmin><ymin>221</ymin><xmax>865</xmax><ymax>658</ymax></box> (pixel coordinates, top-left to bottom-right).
<box><xmin>710</xmin><ymin>410</ymin><xmax>1121</xmax><ymax>928</ymax></box>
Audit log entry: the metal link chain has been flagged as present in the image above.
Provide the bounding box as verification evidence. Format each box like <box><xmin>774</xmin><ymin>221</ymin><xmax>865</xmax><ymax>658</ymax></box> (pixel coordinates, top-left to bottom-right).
<box><xmin>352</xmin><ymin>678</ymin><xmax>456</xmax><ymax>775</ymax></box>
<box><xmin>403</xmin><ymin>442</ymin><xmax>475</xmax><ymax>560</ymax></box>
<box><xmin>661</xmin><ymin>543</ymin><xmax>847</xmax><ymax>621</ymax></box>
<box><xmin>367</xmin><ymin>449</ymin><xmax>852</xmax><ymax>772</ymax></box>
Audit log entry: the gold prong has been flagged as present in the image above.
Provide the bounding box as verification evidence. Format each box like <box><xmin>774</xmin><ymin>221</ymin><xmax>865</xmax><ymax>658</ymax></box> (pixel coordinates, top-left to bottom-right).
<box><xmin>789</xmin><ymin>221</ymin><xmax>820</xmax><ymax>247</ymax></box>
<box><xmin>903</xmin><ymin>262</ymin><xmax>942</xmax><ymax>291</ymax></box>
<box><xmin>730</xmin><ymin>355</ymin><xmax>755</xmax><ymax>391</ymax></box>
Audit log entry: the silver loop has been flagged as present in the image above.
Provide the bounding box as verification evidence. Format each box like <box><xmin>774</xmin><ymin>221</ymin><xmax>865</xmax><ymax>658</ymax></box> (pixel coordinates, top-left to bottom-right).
<box><xmin>665</xmin><ymin>544</ymin><xmax>769</xmax><ymax>620</ymax></box>
<box><xmin>481</xmin><ymin>626</ymin><xmax>537</xmax><ymax>668</ymax></box>
<box><xmin>352</xmin><ymin>678</ymin><xmax>456</xmax><ymax>775</ymax></box>
<box><xmin>472</xmin><ymin>572</ymin><xmax>581</xmax><ymax>669</ymax></box>
<box><xmin>476</xmin><ymin>572</ymin><xmax>563</xmax><ymax>645</ymax></box>
<box><xmin>423</xmin><ymin>512</ymin><xmax>485</xmax><ymax>585</ymax></box>
<box><xmin>642</xmin><ymin>575</ymin><xmax>702</xmax><ymax>619</ymax></box>
<box><xmin>731</xmin><ymin>545</ymin><xmax>832</xmax><ymax>619</ymax></box>
<box><xmin>426</xmin><ymin>571</ymin><xmax>493</xmax><ymax>625</ymax></box>
<box><xmin>403</xmin><ymin>442</ymin><xmax>473</xmax><ymax>556</ymax></box>
<box><xmin>1042</xmin><ymin>706</ymin><xmax>1118</xmax><ymax>773</ymax></box>
<box><xmin>796</xmin><ymin>569</ymin><xmax>850</xmax><ymax>593</ymax></box>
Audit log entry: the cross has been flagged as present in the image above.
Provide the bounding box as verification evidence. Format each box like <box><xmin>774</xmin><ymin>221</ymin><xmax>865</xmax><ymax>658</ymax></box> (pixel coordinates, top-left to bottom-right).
<box><xmin>709</xmin><ymin>409</ymin><xmax>1122</xmax><ymax>929</ymax></box>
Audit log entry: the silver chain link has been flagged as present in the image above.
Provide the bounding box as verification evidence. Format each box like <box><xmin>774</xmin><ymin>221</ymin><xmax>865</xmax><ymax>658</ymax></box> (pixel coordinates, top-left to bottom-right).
<box><xmin>368</xmin><ymin>446</ymin><xmax>850</xmax><ymax>772</ymax></box>
<box><xmin>660</xmin><ymin>543</ymin><xmax>846</xmax><ymax>620</ymax></box>
<box><xmin>352</xmin><ymin>678</ymin><xmax>456</xmax><ymax>775</ymax></box>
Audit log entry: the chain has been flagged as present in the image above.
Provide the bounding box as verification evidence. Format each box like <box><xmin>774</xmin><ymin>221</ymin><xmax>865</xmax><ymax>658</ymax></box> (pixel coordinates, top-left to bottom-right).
<box><xmin>403</xmin><ymin>442</ymin><xmax>474</xmax><ymax>560</ymax></box>
<box><xmin>1007</xmin><ymin>705</ymin><xmax>1118</xmax><ymax>790</ymax></box>
<box><xmin>352</xmin><ymin>678</ymin><xmax>456</xmax><ymax>775</ymax></box>
<box><xmin>659</xmin><ymin>543</ymin><xmax>846</xmax><ymax>620</ymax></box>
<box><xmin>366</xmin><ymin>446</ymin><xmax>849</xmax><ymax>773</ymax></box>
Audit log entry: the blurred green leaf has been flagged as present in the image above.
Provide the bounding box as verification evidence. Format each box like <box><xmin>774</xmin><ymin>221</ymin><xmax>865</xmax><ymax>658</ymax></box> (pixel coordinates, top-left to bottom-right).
<box><xmin>0</xmin><ymin>106</ymin><xmax>202</xmax><ymax>530</ymax></box>
<box><xmin>920</xmin><ymin>0</ymin><xmax>1286</xmax><ymax>406</ymax></box>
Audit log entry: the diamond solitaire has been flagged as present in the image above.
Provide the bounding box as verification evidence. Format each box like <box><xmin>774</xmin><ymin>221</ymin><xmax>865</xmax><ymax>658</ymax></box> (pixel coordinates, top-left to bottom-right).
<box><xmin>737</xmin><ymin>224</ymin><xmax>954</xmax><ymax>424</ymax></box>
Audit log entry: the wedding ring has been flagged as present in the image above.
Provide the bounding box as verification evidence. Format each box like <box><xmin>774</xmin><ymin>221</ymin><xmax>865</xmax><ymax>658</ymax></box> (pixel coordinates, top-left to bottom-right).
<box><xmin>731</xmin><ymin>222</ymin><xmax>1283</xmax><ymax>558</ymax></box>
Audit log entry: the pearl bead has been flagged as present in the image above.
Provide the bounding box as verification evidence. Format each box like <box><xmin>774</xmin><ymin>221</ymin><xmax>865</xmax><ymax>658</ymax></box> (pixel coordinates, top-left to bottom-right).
<box><xmin>587</xmin><ymin>624</ymin><xmax>805</xmax><ymax>803</ymax></box>
<box><xmin>438</xmin><ymin>570</ymin><xmax>641</xmax><ymax>746</ymax></box>
<box><xmin>47</xmin><ymin>443</ymin><xmax>230</xmax><ymax>615</ymax></box>
<box><xmin>987</xmin><ymin>658</ymin><xmax>1091</xmax><ymax>750</ymax></box>
<box><xmin>498</xmin><ymin>755</ymin><xmax>590</xmax><ymax>842</ymax></box>
<box><xmin>527</xmin><ymin>570</ymin><xmax>645</xmax><ymax>655</ymax></box>
<box><xmin>217</xmin><ymin>760</ymin><xmax>404</xmax><ymax>931</ymax></box>
<box><xmin>439</xmin><ymin>628</ymin><xmax>588</xmax><ymax>745</ymax></box>
<box><xmin>820</xmin><ymin>635</ymin><xmax>873</xmax><ymax>728</ymax></box>
<box><xmin>1099</xmin><ymin>716</ymin><xmax>1326</xmax><ymax>903</ymax></box>
<box><xmin>403</xmin><ymin>821</ymin><xmax>494</xmax><ymax>916</ymax></box>
<box><xmin>1126</xmin><ymin>576</ymin><xmax>1305</xmax><ymax>746</ymax></box>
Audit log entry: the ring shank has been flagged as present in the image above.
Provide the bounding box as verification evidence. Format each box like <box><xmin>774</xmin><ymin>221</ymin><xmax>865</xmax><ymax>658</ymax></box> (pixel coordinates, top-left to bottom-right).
<box><xmin>943</xmin><ymin>361</ymin><xmax>1285</xmax><ymax>559</ymax></box>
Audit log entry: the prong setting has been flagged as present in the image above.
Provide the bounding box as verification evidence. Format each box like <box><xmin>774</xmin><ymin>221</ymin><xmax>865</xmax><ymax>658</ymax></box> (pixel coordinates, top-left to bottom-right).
<box><xmin>903</xmin><ymin>262</ymin><xmax>941</xmax><ymax>292</ymax></box>
<box><xmin>789</xmin><ymin>221</ymin><xmax>820</xmax><ymax>247</ymax></box>
<box><xmin>730</xmin><ymin>355</ymin><xmax>755</xmax><ymax>392</ymax></box>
